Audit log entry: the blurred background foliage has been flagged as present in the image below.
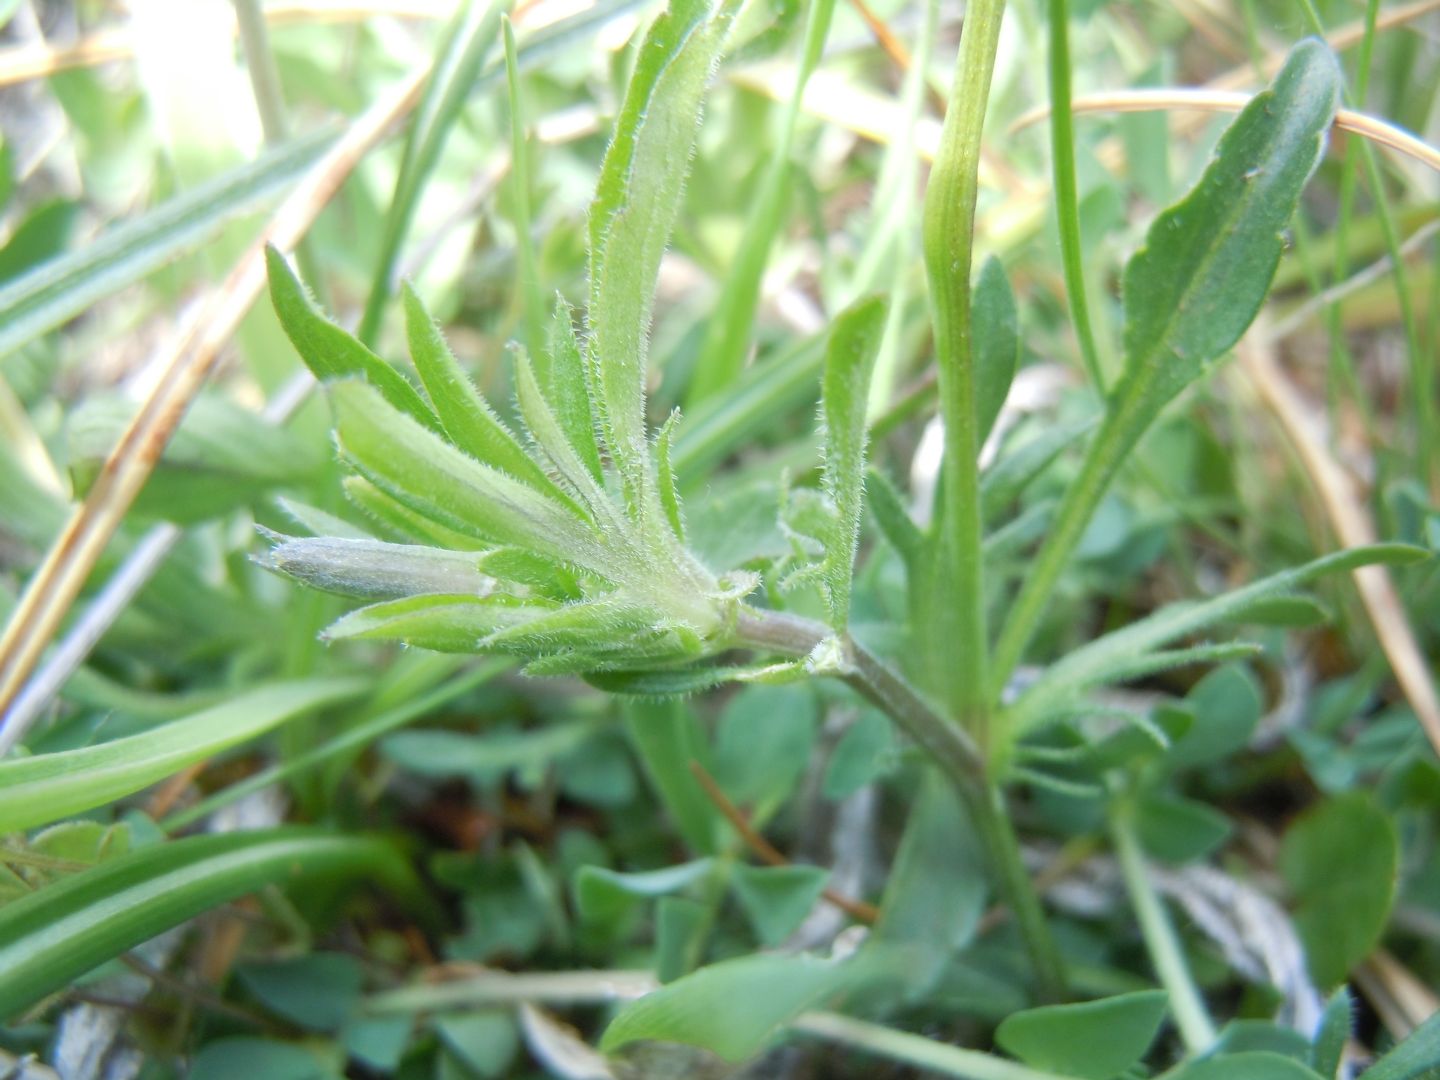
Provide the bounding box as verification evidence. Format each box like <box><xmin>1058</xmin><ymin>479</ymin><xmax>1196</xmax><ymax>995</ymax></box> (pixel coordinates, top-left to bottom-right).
<box><xmin>0</xmin><ymin>0</ymin><xmax>1437</xmax><ymax>1076</ymax></box>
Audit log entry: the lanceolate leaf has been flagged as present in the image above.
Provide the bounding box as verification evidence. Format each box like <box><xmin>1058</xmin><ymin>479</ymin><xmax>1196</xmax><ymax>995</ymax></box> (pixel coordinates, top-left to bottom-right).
<box><xmin>989</xmin><ymin>41</ymin><xmax>1342</xmax><ymax>686</ymax></box>
<box><xmin>818</xmin><ymin>296</ymin><xmax>887</xmax><ymax>630</ymax></box>
<box><xmin>587</xmin><ymin>0</ymin><xmax>733</xmax><ymax>510</ymax></box>
<box><xmin>266</xmin><ymin>248</ymin><xmax>439</xmax><ymax>431</ymax></box>
<box><xmin>0</xmin><ymin>132</ymin><xmax>329</xmax><ymax>359</ymax></box>
<box><xmin>401</xmin><ymin>283</ymin><xmax>561</xmax><ymax>498</ymax></box>
<box><xmin>1120</xmin><ymin>39</ymin><xmax>1339</xmax><ymax>417</ymax></box>
<box><xmin>0</xmin><ymin>829</ymin><xmax>419</xmax><ymax>1019</ymax></box>
<box><xmin>0</xmin><ymin>679</ymin><xmax>364</xmax><ymax>834</ymax></box>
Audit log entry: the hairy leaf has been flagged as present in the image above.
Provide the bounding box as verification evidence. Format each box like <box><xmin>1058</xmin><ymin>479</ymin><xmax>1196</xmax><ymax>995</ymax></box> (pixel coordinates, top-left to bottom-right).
<box><xmin>817</xmin><ymin>296</ymin><xmax>887</xmax><ymax>629</ymax></box>
<box><xmin>587</xmin><ymin>0</ymin><xmax>732</xmax><ymax>508</ymax></box>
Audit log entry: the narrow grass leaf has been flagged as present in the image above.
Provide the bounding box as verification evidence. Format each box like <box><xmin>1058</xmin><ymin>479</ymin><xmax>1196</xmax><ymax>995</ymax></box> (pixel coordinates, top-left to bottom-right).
<box><xmin>587</xmin><ymin>0</ymin><xmax>733</xmax><ymax>507</ymax></box>
<box><xmin>0</xmin><ymin>132</ymin><xmax>328</xmax><ymax>359</ymax></box>
<box><xmin>685</xmin><ymin>0</ymin><xmax>836</xmax><ymax>405</ymax></box>
<box><xmin>357</xmin><ymin>0</ymin><xmax>505</xmax><ymax>344</ymax></box>
<box><xmin>817</xmin><ymin>296</ymin><xmax>886</xmax><ymax>629</ymax></box>
<box><xmin>0</xmin><ymin>678</ymin><xmax>364</xmax><ymax>834</ymax></box>
<box><xmin>0</xmin><ymin>829</ymin><xmax>418</xmax><ymax>1019</ymax></box>
<box><xmin>266</xmin><ymin>247</ymin><xmax>439</xmax><ymax>430</ymax></box>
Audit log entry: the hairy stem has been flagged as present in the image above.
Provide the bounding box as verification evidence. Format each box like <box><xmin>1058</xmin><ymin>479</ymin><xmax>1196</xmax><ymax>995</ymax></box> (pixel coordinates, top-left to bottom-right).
<box><xmin>734</xmin><ymin>607</ymin><xmax>1066</xmax><ymax>994</ymax></box>
<box><xmin>920</xmin><ymin>0</ymin><xmax>1006</xmax><ymax>734</ymax></box>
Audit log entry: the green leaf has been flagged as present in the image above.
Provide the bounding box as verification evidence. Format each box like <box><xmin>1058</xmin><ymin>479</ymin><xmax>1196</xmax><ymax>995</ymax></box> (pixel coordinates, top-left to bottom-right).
<box><xmin>1360</xmin><ymin>1007</ymin><xmax>1440</xmax><ymax>1080</ymax></box>
<box><xmin>0</xmin><ymin>198</ymin><xmax>78</xmax><ymax>284</ymax></box>
<box><xmin>972</xmin><ymin>256</ymin><xmax>1019</xmax><ymax>445</ymax></box>
<box><xmin>435</xmin><ymin>1011</ymin><xmax>519</xmax><ymax>1078</ymax></box>
<box><xmin>995</xmin><ymin>990</ymin><xmax>1168</xmax><ymax>1080</ymax></box>
<box><xmin>1120</xmin><ymin>41</ymin><xmax>1339</xmax><ymax>420</ymax></box>
<box><xmin>541</xmin><ymin>297</ymin><xmax>604</xmax><ymax>482</ymax></box>
<box><xmin>869</xmin><ymin>770</ymin><xmax>986</xmax><ymax>995</ymax></box>
<box><xmin>1135</xmin><ymin>792</ymin><xmax>1233</xmax><ymax>863</ymax></box>
<box><xmin>68</xmin><ymin>393</ymin><xmax>321</xmax><ymax>522</ymax></box>
<box><xmin>188</xmin><ymin>1038</ymin><xmax>328</xmax><ymax>1080</ymax></box>
<box><xmin>731</xmin><ymin>864</ymin><xmax>830</xmax><ymax>947</ymax></box>
<box><xmin>381</xmin><ymin>722</ymin><xmax>597</xmax><ymax>783</ymax></box>
<box><xmin>587</xmin><ymin>0</ymin><xmax>733</xmax><ymax>507</ymax></box>
<box><xmin>0</xmin><ymin>133</ymin><xmax>328</xmax><ymax>359</ymax></box>
<box><xmin>816</xmin><ymin>295</ymin><xmax>887</xmax><ymax>630</ymax></box>
<box><xmin>0</xmin><ymin>829</ymin><xmax>417</xmax><ymax>1019</ymax></box>
<box><xmin>624</xmin><ymin>700</ymin><xmax>722</xmax><ymax>855</ymax></box>
<box><xmin>711</xmin><ymin>684</ymin><xmax>816</xmax><ymax>816</ymax></box>
<box><xmin>575</xmin><ymin>859</ymin><xmax>715</xmax><ymax>927</ymax></box>
<box><xmin>1007</xmin><ymin>545</ymin><xmax>1426</xmax><ymax>733</ymax></box>
<box><xmin>329</xmin><ymin>380</ymin><xmax>604</xmax><ymax>570</ymax></box>
<box><xmin>266</xmin><ymin>247</ymin><xmax>439</xmax><ymax>430</ymax></box>
<box><xmin>685</xmin><ymin>0</ymin><xmax>835</xmax><ymax>405</ymax></box>
<box><xmin>1310</xmin><ymin>987</ymin><xmax>1351</xmax><ymax>1080</ymax></box>
<box><xmin>989</xmin><ymin>42</ymin><xmax>1343</xmax><ymax>686</ymax></box>
<box><xmin>401</xmin><ymin>283</ymin><xmax>563</xmax><ymax>500</ymax></box>
<box><xmin>1279</xmin><ymin>791</ymin><xmax>1398</xmax><ymax>988</ymax></box>
<box><xmin>0</xmin><ymin>678</ymin><xmax>363</xmax><ymax>834</ymax></box>
<box><xmin>656</xmin><ymin>896</ymin><xmax>708</xmax><ymax>983</ymax></box>
<box><xmin>980</xmin><ymin>418</ymin><xmax>1093</xmax><ymax>519</ymax></box>
<box><xmin>237</xmin><ymin>953</ymin><xmax>365</xmax><ymax>1032</ymax></box>
<box><xmin>323</xmin><ymin>593</ymin><xmax>539</xmax><ymax>652</ymax></box>
<box><xmin>1166</xmin><ymin>664</ymin><xmax>1263</xmax><ymax>769</ymax></box>
<box><xmin>600</xmin><ymin>952</ymin><xmax>855</xmax><ymax>1061</ymax></box>
<box><xmin>357</xmin><ymin>0</ymin><xmax>505</xmax><ymax>344</ymax></box>
<box><xmin>823</xmin><ymin>710</ymin><xmax>895</xmax><ymax>799</ymax></box>
<box><xmin>866</xmin><ymin>468</ymin><xmax>926</xmax><ymax>574</ymax></box>
<box><xmin>1172</xmin><ymin>1052</ymin><xmax>1324</xmax><ymax>1080</ymax></box>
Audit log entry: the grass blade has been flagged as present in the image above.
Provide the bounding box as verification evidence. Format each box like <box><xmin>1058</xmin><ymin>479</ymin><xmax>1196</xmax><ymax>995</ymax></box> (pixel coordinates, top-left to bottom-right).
<box><xmin>0</xmin><ymin>678</ymin><xmax>364</xmax><ymax>834</ymax></box>
<box><xmin>357</xmin><ymin>0</ymin><xmax>506</xmax><ymax>345</ymax></box>
<box><xmin>0</xmin><ymin>829</ymin><xmax>420</xmax><ymax>1019</ymax></box>
<box><xmin>0</xmin><ymin>131</ymin><xmax>329</xmax><ymax>360</ymax></box>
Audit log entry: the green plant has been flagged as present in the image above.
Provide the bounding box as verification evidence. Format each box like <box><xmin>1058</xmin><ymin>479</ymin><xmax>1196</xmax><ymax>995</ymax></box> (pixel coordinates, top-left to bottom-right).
<box><xmin>2</xmin><ymin>0</ymin><xmax>1439</xmax><ymax>1076</ymax></box>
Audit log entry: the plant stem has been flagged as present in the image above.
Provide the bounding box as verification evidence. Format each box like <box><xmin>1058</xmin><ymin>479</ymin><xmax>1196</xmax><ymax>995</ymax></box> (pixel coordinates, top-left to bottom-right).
<box><xmin>1047</xmin><ymin>0</ymin><xmax>1105</xmax><ymax>392</ymax></box>
<box><xmin>970</xmin><ymin>782</ymin><xmax>1067</xmax><ymax>1002</ymax></box>
<box><xmin>734</xmin><ymin>607</ymin><xmax>1066</xmax><ymax>996</ymax></box>
<box><xmin>921</xmin><ymin>0</ymin><xmax>1006</xmax><ymax>736</ymax></box>
<box><xmin>1110</xmin><ymin>803</ymin><xmax>1217</xmax><ymax>1055</ymax></box>
<box><xmin>794</xmin><ymin>1011</ymin><xmax>1085</xmax><ymax>1080</ymax></box>
<box><xmin>990</xmin><ymin>386</ymin><xmax>1140</xmax><ymax>697</ymax></box>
